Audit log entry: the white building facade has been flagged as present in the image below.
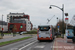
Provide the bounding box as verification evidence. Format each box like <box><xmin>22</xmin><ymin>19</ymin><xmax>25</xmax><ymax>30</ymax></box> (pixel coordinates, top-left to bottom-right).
<box><xmin>7</xmin><ymin>13</ymin><xmax>25</xmax><ymax>23</ymax></box>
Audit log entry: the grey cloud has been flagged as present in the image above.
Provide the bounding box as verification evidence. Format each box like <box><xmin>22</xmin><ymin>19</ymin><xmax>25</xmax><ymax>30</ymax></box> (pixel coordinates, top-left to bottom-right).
<box><xmin>0</xmin><ymin>0</ymin><xmax>75</xmax><ymax>26</ymax></box>
<box><xmin>0</xmin><ymin>0</ymin><xmax>21</xmax><ymax>10</ymax></box>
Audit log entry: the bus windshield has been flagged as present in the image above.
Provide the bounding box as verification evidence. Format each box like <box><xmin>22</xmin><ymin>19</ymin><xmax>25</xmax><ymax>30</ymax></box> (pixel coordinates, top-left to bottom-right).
<box><xmin>38</xmin><ymin>26</ymin><xmax>50</xmax><ymax>31</ymax></box>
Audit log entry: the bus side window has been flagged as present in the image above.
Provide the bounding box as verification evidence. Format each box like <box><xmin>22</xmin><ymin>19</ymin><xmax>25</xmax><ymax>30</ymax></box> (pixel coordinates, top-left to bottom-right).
<box><xmin>72</xmin><ymin>31</ymin><xmax>74</xmax><ymax>33</ymax></box>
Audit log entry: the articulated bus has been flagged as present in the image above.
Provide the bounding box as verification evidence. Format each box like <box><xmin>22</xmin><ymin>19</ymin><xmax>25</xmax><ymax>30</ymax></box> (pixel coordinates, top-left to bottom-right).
<box><xmin>37</xmin><ymin>25</ymin><xmax>54</xmax><ymax>41</ymax></box>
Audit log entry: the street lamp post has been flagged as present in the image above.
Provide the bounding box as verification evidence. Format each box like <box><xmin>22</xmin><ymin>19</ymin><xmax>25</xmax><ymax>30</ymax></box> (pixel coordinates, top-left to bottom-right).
<box><xmin>49</xmin><ymin>4</ymin><xmax>64</xmax><ymax>38</ymax></box>
<box><xmin>57</xmin><ymin>17</ymin><xmax>58</xmax><ymax>35</ymax></box>
<box><xmin>1</xmin><ymin>15</ymin><xmax>4</xmax><ymax>37</ymax></box>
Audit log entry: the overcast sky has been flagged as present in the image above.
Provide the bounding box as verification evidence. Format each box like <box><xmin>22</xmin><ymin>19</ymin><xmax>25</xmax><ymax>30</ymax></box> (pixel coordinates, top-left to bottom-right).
<box><xmin>0</xmin><ymin>0</ymin><xmax>75</xmax><ymax>27</ymax></box>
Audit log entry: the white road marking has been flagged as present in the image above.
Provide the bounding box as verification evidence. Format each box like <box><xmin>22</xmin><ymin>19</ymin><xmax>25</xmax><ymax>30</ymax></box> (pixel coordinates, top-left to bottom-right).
<box><xmin>11</xmin><ymin>48</ymin><xmax>18</xmax><ymax>50</ymax></box>
<box><xmin>34</xmin><ymin>45</ymin><xmax>45</xmax><ymax>48</ymax></box>
<box><xmin>19</xmin><ymin>41</ymin><xmax>37</xmax><ymax>50</ymax></box>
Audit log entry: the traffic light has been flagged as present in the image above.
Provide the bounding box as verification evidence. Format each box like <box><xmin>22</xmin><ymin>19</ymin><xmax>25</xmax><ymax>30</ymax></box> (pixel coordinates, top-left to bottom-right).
<box><xmin>20</xmin><ymin>25</ymin><xmax>23</xmax><ymax>28</ymax></box>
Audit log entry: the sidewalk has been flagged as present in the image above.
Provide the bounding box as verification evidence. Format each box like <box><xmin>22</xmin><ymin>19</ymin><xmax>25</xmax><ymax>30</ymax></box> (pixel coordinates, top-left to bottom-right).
<box><xmin>0</xmin><ymin>35</ymin><xmax>13</xmax><ymax>39</ymax></box>
<box><xmin>53</xmin><ymin>36</ymin><xmax>75</xmax><ymax>50</ymax></box>
<box><xmin>0</xmin><ymin>34</ymin><xmax>32</xmax><ymax>43</ymax></box>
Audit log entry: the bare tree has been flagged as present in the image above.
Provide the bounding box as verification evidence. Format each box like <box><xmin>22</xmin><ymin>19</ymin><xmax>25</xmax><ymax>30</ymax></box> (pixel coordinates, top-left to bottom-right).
<box><xmin>55</xmin><ymin>19</ymin><xmax>72</xmax><ymax>33</ymax></box>
<box><xmin>12</xmin><ymin>25</ymin><xmax>17</xmax><ymax>36</ymax></box>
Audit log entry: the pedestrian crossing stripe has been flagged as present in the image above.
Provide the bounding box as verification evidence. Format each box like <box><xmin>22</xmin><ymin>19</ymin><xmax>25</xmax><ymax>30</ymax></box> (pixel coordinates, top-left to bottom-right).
<box><xmin>34</xmin><ymin>45</ymin><xmax>45</xmax><ymax>48</ymax></box>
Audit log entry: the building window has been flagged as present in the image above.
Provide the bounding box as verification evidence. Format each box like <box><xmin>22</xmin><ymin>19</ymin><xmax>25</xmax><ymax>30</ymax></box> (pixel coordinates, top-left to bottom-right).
<box><xmin>25</xmin><ymin>25</ymin><xmax>26</xmax><ymax>27</ymax></box>
<box><xmin>7</xmin><ymin>17</ymin><xmax>9</xmax><ymax>19</ymax></box>
<box><xmin>25</xmin><ymin>16</ymin><xmax>28</xmax><ymax>19</ymax></box>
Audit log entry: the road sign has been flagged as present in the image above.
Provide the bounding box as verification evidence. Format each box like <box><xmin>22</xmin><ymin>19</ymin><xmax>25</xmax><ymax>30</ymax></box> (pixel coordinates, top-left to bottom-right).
<box><xmin>65</xmin><ymin>13</ymin><xmax>68</xmax><ymax>16</ymax></box>
<box><xmin>65</xmin><ymin>18</ymin><xmax>68</xmax><ymax>23</ymax></box>
<box><xmin>57</xmin><ymin>26</ymin><xmax>59</xmax><ymax>28</ymax></box>
<box><xmin>2</xmin><ymin>28</ymin><xmax>3</xmax><ymax>31</ymax></box>
<box><xmin>65</xmin><ymin>18</ymin><xmax>68</xmax><ymax>20</ymax></box>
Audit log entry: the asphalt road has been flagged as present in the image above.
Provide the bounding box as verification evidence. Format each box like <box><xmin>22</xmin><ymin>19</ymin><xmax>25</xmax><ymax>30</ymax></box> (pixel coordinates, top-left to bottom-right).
<box><xmin>0</xmin><ymin>36</ymin><xmax>54</xmax><ymax>50</ymax></box>
<box><xmin>0</xmin><ymin>34</ymin><xmax>36</xmax><ymax>42</ymax></box>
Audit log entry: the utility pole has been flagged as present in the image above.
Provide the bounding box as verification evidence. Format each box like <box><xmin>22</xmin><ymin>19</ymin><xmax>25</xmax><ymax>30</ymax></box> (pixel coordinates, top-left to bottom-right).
<box><xmin>62</xmin><ymin>4</ymin><xmax>64</xmax><ymax>38</ymax></box>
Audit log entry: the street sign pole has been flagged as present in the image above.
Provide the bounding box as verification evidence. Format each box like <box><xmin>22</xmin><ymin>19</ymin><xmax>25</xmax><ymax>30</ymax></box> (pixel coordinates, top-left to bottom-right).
<box><xmin>57</xmin><ymin>24</ymin><xmax>59</xmax><ymax>37</ymax></box>
<box><xmin>58</xmin><ymin>28</ymin><xmax>59</xmax><ymax>36</ymax></box>
<box><xmin>65</xmin><ymin>13</ymin><xmax>68</xmax><ymax>42</ymax></box>
<box><xmin>65</xmin><ymin>18</ymin><xmax>68</xmax><ymax>42</ymax></box>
